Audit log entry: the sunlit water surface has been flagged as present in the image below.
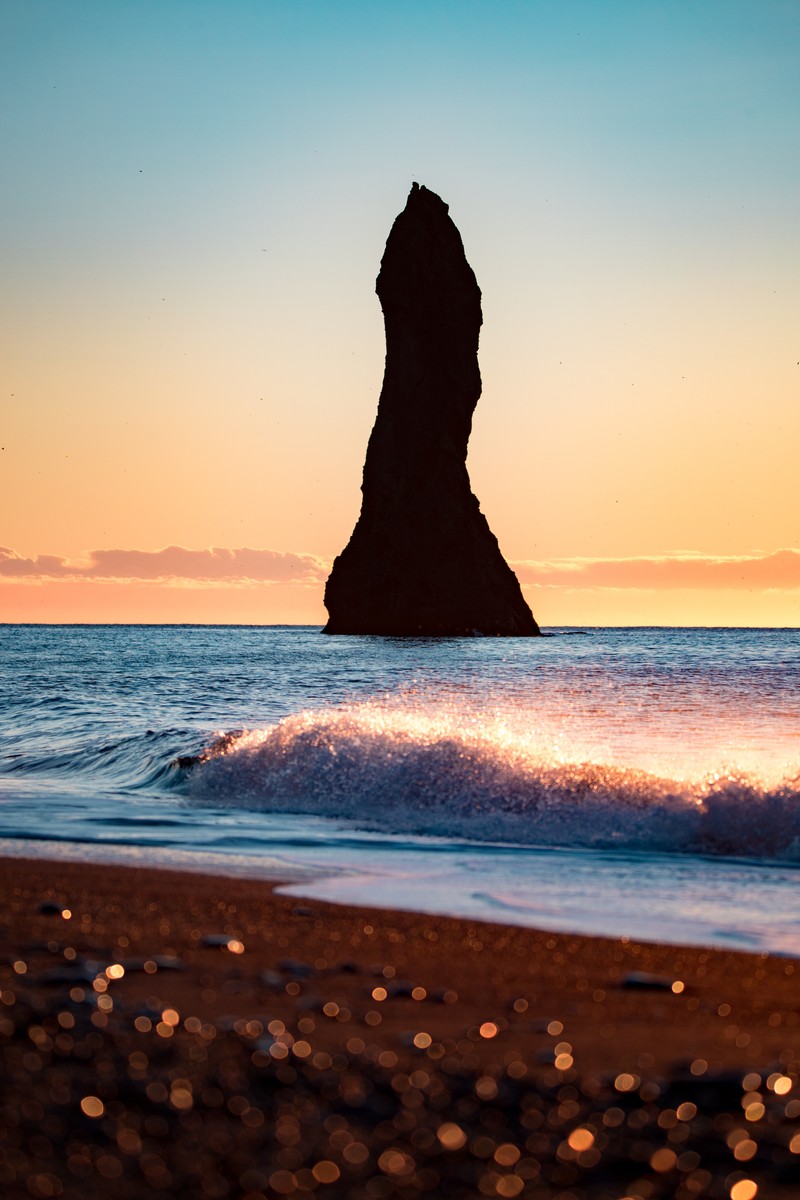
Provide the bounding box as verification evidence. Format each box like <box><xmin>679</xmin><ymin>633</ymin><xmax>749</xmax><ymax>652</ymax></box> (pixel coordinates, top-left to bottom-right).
<box><xmin>1</xmin><ymin>625</ymin><xmax>798</xmax><ymax>953</ymax></box>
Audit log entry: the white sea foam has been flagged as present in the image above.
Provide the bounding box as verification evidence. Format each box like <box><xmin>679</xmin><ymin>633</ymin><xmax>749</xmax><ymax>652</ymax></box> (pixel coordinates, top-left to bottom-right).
<box><xmin>189</xmin><ymin>705</ymin><xmax>800</xmax><ymax>862</ymax></box>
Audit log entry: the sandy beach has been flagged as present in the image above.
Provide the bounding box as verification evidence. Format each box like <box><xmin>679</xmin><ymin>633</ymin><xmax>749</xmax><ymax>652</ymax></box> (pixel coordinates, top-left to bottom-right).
<box><xmin>1</xmin><ymin>854</ymin><xmax>798</xmax><ymax>1198</ymax></box>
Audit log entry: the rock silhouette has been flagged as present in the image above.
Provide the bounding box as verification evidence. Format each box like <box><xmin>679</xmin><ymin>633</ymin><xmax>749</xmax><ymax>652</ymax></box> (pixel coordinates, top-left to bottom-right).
<box><xmin>324</xmin><ymin>183</ymin><xmax>540</xmax><ymax>637</ymax></box>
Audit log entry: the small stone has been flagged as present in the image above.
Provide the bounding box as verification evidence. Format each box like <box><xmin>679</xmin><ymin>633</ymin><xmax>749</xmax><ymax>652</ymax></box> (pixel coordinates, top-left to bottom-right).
<box><xmin>277</xmin><ymin>959</ymin><xmax>315</xmax><ymax>979</ymax></box>
<box><xmin>119</xmin><ymin>955</ymin><xmax>186</xmax><ymax>972</ymax></box>
<box><xmin>152</xmin><ymin>954</ymin><xmax>187</xmax><ymax>970</ymax></box>
<box><xmin>622</xmin><ymin>972</ymin><xmax>675</xmax><ymax>991</ymax></box>
<box><xmin>429</xmin><ymin>988</ymin><xmax>458</xmax><ymax>1004</ymax></box>
<box><xmin>386</xmin><ymin>980</ymin><xmax>417</xmax><ymax>998</ymax></box>
<box><xmin>201</xmin><ymin>934</ymin><xmax>243</xmax><ymax>951</ymax></box>
<box><xmin>33</xmin><ymin>966</ymin><xmax>94</xmax><ymax>986</ymax></box>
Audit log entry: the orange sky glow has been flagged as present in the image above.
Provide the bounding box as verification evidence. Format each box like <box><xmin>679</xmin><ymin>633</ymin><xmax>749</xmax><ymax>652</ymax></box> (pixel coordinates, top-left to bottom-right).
<box><xmin>2</xmin><ymin>549</ymin><xmax>798</xmax><ymax>627</ymax></box>
<box><xmin>2</xmin><ymin>2</ymin><xmax>798</xmax><ymax>627</ymax></box>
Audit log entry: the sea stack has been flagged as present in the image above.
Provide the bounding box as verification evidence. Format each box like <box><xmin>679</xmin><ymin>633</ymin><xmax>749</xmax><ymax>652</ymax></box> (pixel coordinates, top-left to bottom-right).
<box><xmin>324</xmin><ymin>183</ymin><xmax>540</xmax><ymax>636</ymax></box>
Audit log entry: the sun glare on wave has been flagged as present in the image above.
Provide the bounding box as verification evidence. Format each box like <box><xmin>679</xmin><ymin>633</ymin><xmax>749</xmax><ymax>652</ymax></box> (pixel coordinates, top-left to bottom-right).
<box><xmin>184</xmin><ymin>700</ymin><xmax>800</xmax><ymax>862</ymax></box>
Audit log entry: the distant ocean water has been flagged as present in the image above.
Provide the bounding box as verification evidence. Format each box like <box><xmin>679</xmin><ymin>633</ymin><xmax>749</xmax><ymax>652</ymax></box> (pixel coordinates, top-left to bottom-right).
<box><xmin>1</xmin><ymin>625</ymin><xmax>798</xmax><ymax>953</ymax></box>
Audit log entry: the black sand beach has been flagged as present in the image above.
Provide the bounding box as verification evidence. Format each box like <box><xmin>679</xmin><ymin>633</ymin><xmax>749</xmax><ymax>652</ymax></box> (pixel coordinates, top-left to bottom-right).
<box><xmin>1</xmin><ymin>856</ymin><xmax>799</xmax><ymax>1198</ymax></box>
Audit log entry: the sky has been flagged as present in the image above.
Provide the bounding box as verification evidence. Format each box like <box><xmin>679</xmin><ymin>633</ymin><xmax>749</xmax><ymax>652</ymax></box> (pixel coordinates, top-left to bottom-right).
<box><xmin>2</xmin><ymin>0</ymin><xmax>798</xmax><ymax>626</ymax></box>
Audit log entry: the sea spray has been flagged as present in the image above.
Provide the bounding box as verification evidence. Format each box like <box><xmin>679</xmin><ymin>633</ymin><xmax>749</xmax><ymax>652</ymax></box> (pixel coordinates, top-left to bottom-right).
<box><xmin>189</xmin><ymin>704</ymin><xmax>800</xmax><ymax>862</ymax></box>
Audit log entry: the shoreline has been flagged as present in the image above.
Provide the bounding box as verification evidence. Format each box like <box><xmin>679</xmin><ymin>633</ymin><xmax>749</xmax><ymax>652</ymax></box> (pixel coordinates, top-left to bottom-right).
<box><xmin>3</xmin><ymin>854</ymin><xmax>798</xmax><ymax>1076</ymax></box>
<box><xmin>2</xmin><ymin>854</ymin><xmax>799</xmax><ymax>1197</ymax></box>
<box><xmin>2</xmin><ymin>835</ymin><xmax>796</xmax><ymax>961</ymax></box>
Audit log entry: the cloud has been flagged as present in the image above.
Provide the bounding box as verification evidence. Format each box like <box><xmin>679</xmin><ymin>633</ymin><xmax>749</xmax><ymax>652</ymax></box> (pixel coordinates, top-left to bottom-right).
<box><xmin>512</xmin><ymin>549</ymin><xmax>800</xmax><ymax>591</ymax></box>
<box><xmin>3</xmin><ymin>545</ymin><xmax>799</xmax><ymax>593</ymax></box>
<box><xmin>0</xmin><ymin>546</ymin><xmax>329</xmax><ymax>584</ymax></box>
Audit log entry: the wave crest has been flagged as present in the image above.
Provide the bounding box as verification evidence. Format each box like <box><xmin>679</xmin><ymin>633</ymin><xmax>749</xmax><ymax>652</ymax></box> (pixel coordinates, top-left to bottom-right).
<box><xmin>188</xmin><ymin>706</ymin><xmax>800</xmax><ymax>862</ymax></box>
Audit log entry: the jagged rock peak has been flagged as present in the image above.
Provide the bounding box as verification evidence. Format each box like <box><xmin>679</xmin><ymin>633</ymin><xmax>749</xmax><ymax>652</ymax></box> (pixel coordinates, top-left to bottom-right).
<box><xmin>323</xmin><ymin>183</ymin><xmax>540</xmax><ymax>637</ymax></box>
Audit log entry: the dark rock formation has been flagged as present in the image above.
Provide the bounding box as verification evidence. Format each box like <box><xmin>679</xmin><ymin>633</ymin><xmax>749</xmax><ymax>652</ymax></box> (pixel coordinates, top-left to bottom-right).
<box><xmin>324</xmin><ymin>183</ymin><xmax>540</xmax><ymax>636</ymax></box>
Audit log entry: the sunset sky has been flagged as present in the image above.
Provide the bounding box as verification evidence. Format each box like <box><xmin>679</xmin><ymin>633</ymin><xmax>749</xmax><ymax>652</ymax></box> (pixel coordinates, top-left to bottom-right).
<box><xmin>2</xmin><ymin>0</ymin><xmax>798</xmax><ymax>626</ymax></box>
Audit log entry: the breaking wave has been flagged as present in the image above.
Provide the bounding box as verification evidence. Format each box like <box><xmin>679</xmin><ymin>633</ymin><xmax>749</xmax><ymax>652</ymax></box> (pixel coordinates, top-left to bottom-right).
<box><xmin>187</xmin><ymin>706</ymin><xmax>800</xmax><ymax>863</ymax></box>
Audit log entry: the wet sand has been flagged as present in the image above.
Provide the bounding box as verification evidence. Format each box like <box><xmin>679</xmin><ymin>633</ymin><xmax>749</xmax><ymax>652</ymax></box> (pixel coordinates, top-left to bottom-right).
<box><xmin>1</xmin><ymin>855</ymin><xmax>798</xmax><ymax>1198</ymax></box>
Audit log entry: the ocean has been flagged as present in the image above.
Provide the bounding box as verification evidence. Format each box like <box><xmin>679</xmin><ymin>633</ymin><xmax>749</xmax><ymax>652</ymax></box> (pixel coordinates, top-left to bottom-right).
<box><xmin>1</xmin><ymin>624</ymin><xmax>798</xmax><ymax>954</ymax></box>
